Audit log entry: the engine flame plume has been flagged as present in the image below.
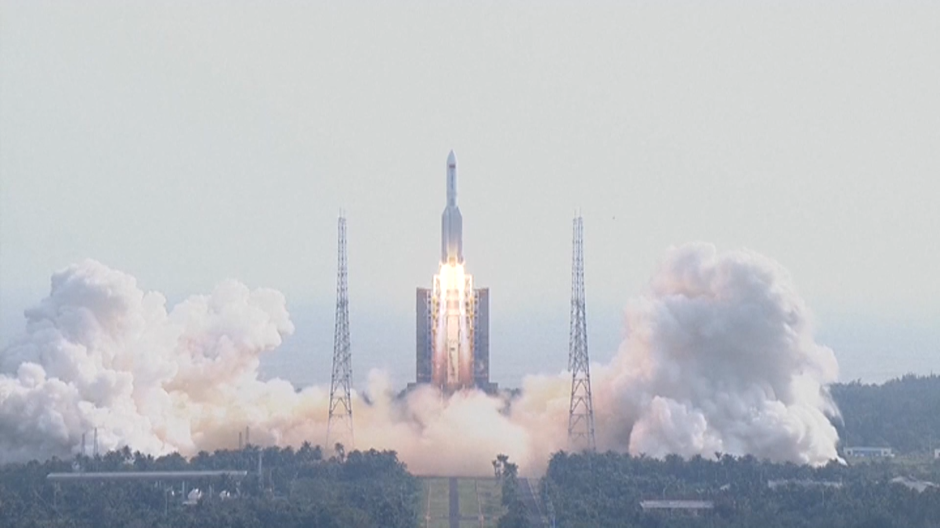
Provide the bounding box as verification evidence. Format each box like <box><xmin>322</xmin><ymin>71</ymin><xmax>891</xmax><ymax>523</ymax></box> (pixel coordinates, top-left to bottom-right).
<box><xmin>432</xmin><ymin>263</ymin><xmax>475</xmax><ymax>391</ymax></box>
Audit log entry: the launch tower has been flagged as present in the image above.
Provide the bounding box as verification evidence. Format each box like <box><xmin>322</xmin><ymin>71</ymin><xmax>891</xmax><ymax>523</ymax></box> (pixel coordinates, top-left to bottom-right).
<box><xmin>415</xmin><ymin>152</ymin><xmax>495</xmax><ymax>394</ymax></box>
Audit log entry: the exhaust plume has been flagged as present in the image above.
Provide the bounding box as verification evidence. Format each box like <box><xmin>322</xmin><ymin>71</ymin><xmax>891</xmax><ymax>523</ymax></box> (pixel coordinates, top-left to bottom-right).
<box><xmin>0</xmin><ymin>245</ymin><xmax>840</xmax><ymax>472</ymax></box>
<box><xmin>594</xmin><ymin>243</ymin><xmax>841</xmax><ymax>465</ymax></box>
<box><xmin>0</xmin><ymin>259</ymin><xmax>566</xmax><ymax>473</ymax></box>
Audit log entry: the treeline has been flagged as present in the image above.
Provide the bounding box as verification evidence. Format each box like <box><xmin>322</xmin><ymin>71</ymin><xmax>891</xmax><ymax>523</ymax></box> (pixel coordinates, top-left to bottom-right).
<box><xmin>0</xmin><ymin>443</ymin><xmax>419</xmax><ymax>528</ymax></box>
<box><xmin>832</xmin><ymin>374</ymin><xmax>940</xmax><ymax>453</ymax></box>
<box><xmin>3</xmin><ymin>375</ymin><xmax>940</xmax><ymax>528</ymax></box>
<box><xmin>494</xmin><ymin>454</ymin><xmax>532</xmax><ymax>528</ymax></box>
<box><xmin>524</xmin><ymin>374</ymin><xmax>940</xmax><ymax>528</ymax></box>
<box><xmin>541</xmin><ymin>451</ymin><xmax>940</xmax><ymax>528</ymax></box>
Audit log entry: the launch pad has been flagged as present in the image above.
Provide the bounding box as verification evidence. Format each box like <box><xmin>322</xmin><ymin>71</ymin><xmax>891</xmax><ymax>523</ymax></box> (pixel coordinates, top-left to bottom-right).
<box><xmin>413</xmin><ymin>151</ymin><xmax>496</xmax><ymax>394</ymax></box>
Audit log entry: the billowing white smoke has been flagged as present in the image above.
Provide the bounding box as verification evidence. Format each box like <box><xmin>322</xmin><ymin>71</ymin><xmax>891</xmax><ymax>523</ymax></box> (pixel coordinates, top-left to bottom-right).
<box><xmin>0</xmin><ymin>245</ymin><xmax>840</xmax><ymax>472</ymax></box>
<box><xmin>0</xmin><ymin>259</ymin><xmax>566</xmax><ymax>472</ymax></box>
<box><xmin>0</xmin><ymin>259</ymin><xmax>300</xmax><ymax>462</ymax></box>
<box><xmin>594</xmin><ymin>243</ymin><xmax>841</xmax><ymax>465</ymax></box>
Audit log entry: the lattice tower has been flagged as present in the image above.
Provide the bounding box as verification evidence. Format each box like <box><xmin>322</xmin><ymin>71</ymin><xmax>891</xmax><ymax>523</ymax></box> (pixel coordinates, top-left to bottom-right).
<box><xmin>567</xmin><ymin>215</ymin><xmax>596</xmax><ymax>451</ymax></box>
<box><xmin>327</xmin><ymin>213</ymin><xmax>354</xmax><ymax>450</ymax></box>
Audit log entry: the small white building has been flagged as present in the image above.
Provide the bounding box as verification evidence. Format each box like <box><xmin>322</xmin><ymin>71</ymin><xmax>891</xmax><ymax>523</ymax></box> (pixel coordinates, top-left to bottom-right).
<box><xmin>934</xmin><ymin>449</ymin><xmax>940</xmax><ymax>459</ymax></box>
<box><xmin>890</xmin><ymin>477</ymin><xmax>937</xmax><ymax>493</ymax></box>
<box><xmin>843</xmin><ymin>447</ymin><xmax>894</xmax><ymax>458</ymax></box>
<box><xmin>641</xmin><ymin>500</ymin><xmax>714</xmax><ymax>512</ymax></box>
<box><xmin>767</xmin><ymin>479</ymin><xmax>843</xmax><ymax>490</ymax></box>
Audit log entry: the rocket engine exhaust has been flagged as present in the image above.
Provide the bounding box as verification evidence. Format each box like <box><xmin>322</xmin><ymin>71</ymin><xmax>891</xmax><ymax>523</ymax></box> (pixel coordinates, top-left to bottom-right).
<box><xmin>433</xmin><ymin>262</ymin><xmax>473</xmax><ymax>389</ymax></box>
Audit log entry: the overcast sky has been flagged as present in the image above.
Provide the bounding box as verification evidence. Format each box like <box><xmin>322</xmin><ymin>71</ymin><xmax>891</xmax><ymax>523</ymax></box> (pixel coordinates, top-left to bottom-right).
<box><xmin>2</xmin><ymin>1</ymin><xmax>938</xmax><ymax>388</ymax></box>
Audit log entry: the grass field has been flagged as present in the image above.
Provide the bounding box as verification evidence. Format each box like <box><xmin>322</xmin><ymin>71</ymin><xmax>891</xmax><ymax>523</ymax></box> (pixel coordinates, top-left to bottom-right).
<box><xmin>475</xmin><ymin>479</ymin><xmax>506</xmax><ymax>522</ymax></box>
<box><xmin>419</xmin><ymin>477</ymin><xmax>507</xmax><ymax>528</ymax></box>
<box><xmin>458</xmin><ymin>479</ymin><xmax>478</xmax><ymax>518</ymax></box>
<box><xmin>420</xmin><ymin>478</ymin><xmax>451</xmax><ymax>528</ymax></box>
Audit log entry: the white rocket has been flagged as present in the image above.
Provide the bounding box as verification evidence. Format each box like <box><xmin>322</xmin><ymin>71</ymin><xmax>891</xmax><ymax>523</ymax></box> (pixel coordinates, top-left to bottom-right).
<box><xmin>431</xmin><ymin>150</ymin><xmax>475</xmax><ymax>390</ymax></box>
<box><xmin>441</xmin><ymin>150</ymin><xmax>463</xmax><ymax>265</ymax></box>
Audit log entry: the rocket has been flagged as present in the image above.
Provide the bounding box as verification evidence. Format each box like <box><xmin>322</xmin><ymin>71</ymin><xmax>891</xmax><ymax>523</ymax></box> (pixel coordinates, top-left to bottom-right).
<box><xmin>441</xmin><ymin>150</ymin><xmax>463</xmax><ymax>265</ymax></box>
<box><xmin>428</xmin><ymin>150</ymin><xmax>476</xmax><ymax>392</ymax></box>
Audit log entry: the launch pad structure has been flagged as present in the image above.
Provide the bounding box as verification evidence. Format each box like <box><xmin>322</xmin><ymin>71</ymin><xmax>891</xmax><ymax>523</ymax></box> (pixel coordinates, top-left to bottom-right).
<box><xmin>416</xmin><ymin>285</ymin><xmax>491</xmax><ymax>392</ymax></box>
<box><xmin>324</xmin><ymin>152</ymin><xmax>596</xmax><ymax>452</ymax></box>
<box><xmin>413</xmin><ymin>151</ymin><xmax>496</xmax><ymax>394</ymax></box>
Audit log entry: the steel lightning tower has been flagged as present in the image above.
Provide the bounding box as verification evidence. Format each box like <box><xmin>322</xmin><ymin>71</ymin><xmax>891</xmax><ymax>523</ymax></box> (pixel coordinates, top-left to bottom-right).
<box><xmin>327</xmin><ymin>213</ymin><xmax>354</xmax><ymax>450</ymax></box>
<box><xmin>567</xmin><ymin>214</ymin><xmax>596</xmax><ymax>451</ymax></box>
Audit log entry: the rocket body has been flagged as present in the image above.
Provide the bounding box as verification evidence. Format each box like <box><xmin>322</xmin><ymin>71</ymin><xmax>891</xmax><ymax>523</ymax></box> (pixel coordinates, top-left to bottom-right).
<box><xmin>441</xmin><ymin>150</ymin><xmax>463</xmax><ymax>265</ymax></box>
<box><xmin>430</xmin><ymin>150</ymin><xmax>474</xmax><ymax>392</ymax></box>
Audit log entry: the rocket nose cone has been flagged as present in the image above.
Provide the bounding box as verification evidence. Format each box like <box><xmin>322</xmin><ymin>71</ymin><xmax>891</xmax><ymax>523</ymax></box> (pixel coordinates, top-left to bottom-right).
<box><xmin>447</xmin><ymin>150</ymin><xmax>457</xmax><ymax>167</ymax></box>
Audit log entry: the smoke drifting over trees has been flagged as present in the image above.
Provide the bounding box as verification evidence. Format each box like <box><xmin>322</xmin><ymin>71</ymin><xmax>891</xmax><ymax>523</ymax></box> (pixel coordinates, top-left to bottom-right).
<box><xmin>0</xmin><ymin>260</ymin><xmax>298</xmax><ymax>461</ymax></box>
<box><xmin>594</xmin><ymin>244</ymin><xmax>841</xmax><ymax>465</ymax></box>
<box><xmin>0</xmin><ymin>245</ymin><xmax>842</xmax><ymax>472</ymax></box>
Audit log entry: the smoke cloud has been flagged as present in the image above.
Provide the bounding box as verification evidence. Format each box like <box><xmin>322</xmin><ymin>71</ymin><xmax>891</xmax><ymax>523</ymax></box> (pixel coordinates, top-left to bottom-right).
<box><xmin>594</xmin><ymin>243</ymin><xmax>841</xmax><ymax>465</ymax></box>
<box><xmin>0</xmin><ymin>245</ymin><xmax>840</xmax><ymax>473</ymax></box>
<box><xmin>0</xmin><ymin>259</ymin><xmax>566</xmax><ymax>473</ymax></box>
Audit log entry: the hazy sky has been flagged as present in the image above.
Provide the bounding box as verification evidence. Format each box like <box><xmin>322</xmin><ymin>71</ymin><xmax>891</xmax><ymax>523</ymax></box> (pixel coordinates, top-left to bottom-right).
<box><xmin>2</xmin><ymin>1</ymin><xmax>938</xmax><ymax>388</ymax></box>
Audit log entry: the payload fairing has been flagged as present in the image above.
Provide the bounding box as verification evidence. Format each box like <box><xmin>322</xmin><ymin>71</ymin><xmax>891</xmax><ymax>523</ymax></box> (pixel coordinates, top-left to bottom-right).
<box><xmin>415</xmin><ymin>151</ymin><xmax>494</xmax><ymax>394</ymax></box>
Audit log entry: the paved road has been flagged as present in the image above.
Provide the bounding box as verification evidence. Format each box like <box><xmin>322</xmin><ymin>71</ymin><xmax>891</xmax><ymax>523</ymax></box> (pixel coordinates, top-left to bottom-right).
<box><xmin>449</xmin><ymin>477</ymin><xmax>459</xmax><ymax>528</ymax></box>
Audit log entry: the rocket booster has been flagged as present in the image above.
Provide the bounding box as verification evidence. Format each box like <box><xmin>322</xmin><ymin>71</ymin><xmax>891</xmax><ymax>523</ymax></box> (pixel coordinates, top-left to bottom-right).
<box><xmin>441</xmin><ymin>150</ymin><xmax>463</xmax><ymax>264</ymax></box>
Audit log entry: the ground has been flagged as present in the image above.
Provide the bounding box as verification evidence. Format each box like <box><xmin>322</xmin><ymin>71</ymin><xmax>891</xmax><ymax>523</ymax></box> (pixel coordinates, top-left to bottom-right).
<box><xmin>419</xmin><ymin>477</ymin><xmax>507</xmax><ymax>528</ymax></box>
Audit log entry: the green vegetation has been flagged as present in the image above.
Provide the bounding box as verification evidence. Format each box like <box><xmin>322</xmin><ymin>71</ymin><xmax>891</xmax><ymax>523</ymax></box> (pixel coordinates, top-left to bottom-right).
<box><xmin>3</xmin><ymin>374</ymin><xmax>940</xmax><ymax>528</ymax></box>
<box><xmin>493</xmin><ymin>374</ymin><xmax>940</xmax><ymax>528</ymax></box>
<box><xmin>0</xmin><ymin>443</ymin><xmax>419</xmax><ymax>528</ymax></box>
<box><xmin>540</xmin><ymin>450</ymin><xmax>940</xmax><ymax>528</ymax></box>
<box><xmin>523</xmin><ymin>374</ymin><xmax>940</xmax><ymax>528</ymax></box>
<box><xmin>494</xmin><ymin>455</ymin><xmax>534</xmax><ymax>528</ymax></box>
<box><xmin>833</xmin><ymin>374</ymin><xmax>940</xmax><ymax>454</ymax></box>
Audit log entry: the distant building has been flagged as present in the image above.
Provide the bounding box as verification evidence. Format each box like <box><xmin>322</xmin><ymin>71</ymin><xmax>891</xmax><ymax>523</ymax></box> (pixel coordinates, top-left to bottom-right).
<box><xmin>935</xmin><ymin>449</ymin><xmax>940</xmax><ymax>460</ymax></box>
<box><xmin>47</xmin><ymin>470</ymin><xmax>249</xmax><ymax>482</ymax></box>
<box><xmin>640</xmin><ymin>500</ymin><xmax>714</xmax><ymax>514</ymax></box>
<box><xmin>843</xmin><ymin>447</ymin><xmax>894</xmax><ymax>458</ymax></box>
<box><xmin>767</xmin><ymin>479</ymin><xmax>843</xmax><ymax>490</ymax></box>
<box><xmin>890</xmin><ymin>477</ymin><xmax>938</xmax><ymax>493</ymax></box>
